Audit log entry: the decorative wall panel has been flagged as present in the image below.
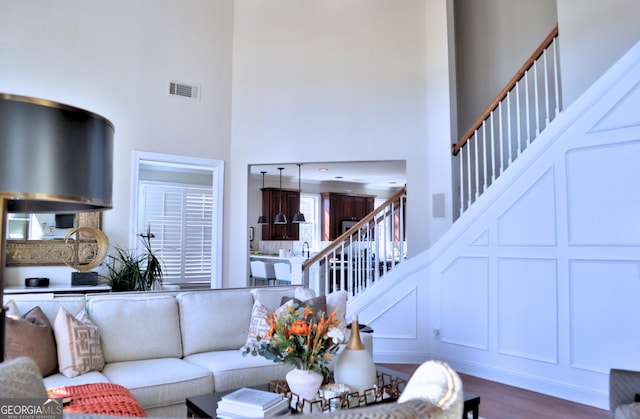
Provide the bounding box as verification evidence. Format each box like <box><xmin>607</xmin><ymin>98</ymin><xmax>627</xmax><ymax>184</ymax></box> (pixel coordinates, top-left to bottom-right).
<box><xmin>570</xmin><ymin>260</ymin><xmax>640</xmax><ymax>373</ymax></box>
<box><xmin>566</xmin><ymin>140</ymin><xmax>640</xmax><ymax>246</ymax></box>
<box><xmin>497</xmin><ymin>258</ymin><xmax>558</xmax><ymax>363</ymax></box>
<box><xmin>440</xmin><ymin>257</ymin><xmax>489</xmax><ymax>349</ymax></box>
<box><xmin>364</xmin><ymin>288</ymin><xmax>418</xmax><ymax>339</ymax></box>
<box><xmin>497</xmin><ymin>169</ymin><xmax>557</xmax><ymax>246</ymax></box>
<box><xmin>591</xmin><ymin>81</ymin><xmax>640</xmax><ymax>132</ymax></box>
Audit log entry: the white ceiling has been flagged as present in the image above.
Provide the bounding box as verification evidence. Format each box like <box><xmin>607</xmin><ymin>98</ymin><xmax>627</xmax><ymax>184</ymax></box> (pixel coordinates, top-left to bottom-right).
<box><xmin>249</xmin><ymin>160</ymin><xmax>406</xmax><ymax>190</ymax></box>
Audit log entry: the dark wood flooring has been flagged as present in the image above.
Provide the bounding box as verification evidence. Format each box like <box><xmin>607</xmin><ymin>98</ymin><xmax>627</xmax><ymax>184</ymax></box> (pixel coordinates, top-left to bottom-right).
<box><xmin>379</xmin><ymin>363</ymin><xmax>609</xmax><ymax>419</ymax></box>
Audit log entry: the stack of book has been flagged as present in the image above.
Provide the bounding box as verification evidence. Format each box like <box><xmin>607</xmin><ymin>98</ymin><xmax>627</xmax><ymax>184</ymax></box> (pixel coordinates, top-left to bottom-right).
<box><xmin>216</xmin><ymin>387</ymin><xmax>290</xmax><ymax>418</ymax></box>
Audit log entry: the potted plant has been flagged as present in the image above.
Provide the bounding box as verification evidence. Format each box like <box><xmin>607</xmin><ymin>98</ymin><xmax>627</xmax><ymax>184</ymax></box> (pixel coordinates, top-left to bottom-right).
<box><xmin>102</xmin><ymin>227</ymin><xmax>163</xmax><ymax>291</ymax></box>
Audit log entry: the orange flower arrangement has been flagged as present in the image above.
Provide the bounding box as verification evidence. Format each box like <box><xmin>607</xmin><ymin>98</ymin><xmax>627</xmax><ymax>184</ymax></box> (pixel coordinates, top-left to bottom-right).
<box><xmin>243</xmin><ymin>301</ymin><xmax>344</xmax><ymax>376</ymax></box>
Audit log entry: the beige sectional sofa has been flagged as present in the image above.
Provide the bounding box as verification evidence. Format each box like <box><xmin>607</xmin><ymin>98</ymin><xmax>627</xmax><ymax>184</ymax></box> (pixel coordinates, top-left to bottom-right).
<box><xmin>5</xmin><ymin>285</ymin><xmax>372</xmax><ymax>417</ymax></box>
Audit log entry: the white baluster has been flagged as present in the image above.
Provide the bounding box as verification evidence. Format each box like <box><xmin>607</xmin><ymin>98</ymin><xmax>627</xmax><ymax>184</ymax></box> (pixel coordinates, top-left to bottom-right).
<box><xmin>474</xmin><ymin>130</ymin><xmax>479</xmax><ymax>201</ymax></box>
<box><xmin>507</xmin><ymin>91</ymin><xmax>513</xmax><ymax>165</ymax></box>
<box><xmin>543</xmin><ymin>49</ymin><xmax>550</xmax><ymax>127</ymax></box>
<box><xmin>515</xmin><ymin>80</ymin><xmax>521</xmax><ymax>157</ymax></box>
<box><xmin>499</xmin><ymin>101</ymin><xmax>504</xmax><ymax>176</ymax></box>
<box><xmin>466</xmin><ymin>140</ymin><xmax>472</xmax><ymax>209</ymax></box>
<box><xmin>490</xmin><ymin>111</ymin><xmax>496</xmax><ymax>183</ymax></box>
<box><xmin>552</xmin><ymin>38</ymin><xmax>560</xmax><ymax>115</ymax></box>
<box><xmin>459</xmin><ymin>149</ymin><xmax>465</xmax><ymax>214</ymax></box>
<box><xmin>482</xmin><ymin>122</ymin><xmax>487</xmax><ymax>193</ymax></box>
<box><xmin>524</xmin><ymin>70</ymin><xmax>531</xmax><ymax>146</ymax></box>
<box><xmin>534</xmin><ymin>61</ymin><xmax>540</xmax><ymax>136</ymax></box>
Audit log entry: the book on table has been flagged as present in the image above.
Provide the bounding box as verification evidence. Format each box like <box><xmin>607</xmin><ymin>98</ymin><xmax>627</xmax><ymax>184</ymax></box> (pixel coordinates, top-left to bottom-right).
<box><xmin>216</xmin><ymin>387</ymin><xmax>289</xmax><ymax>418</ymax></box>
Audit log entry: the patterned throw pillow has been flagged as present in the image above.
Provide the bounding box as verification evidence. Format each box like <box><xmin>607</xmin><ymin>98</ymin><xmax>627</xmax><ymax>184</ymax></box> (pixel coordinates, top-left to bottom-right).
<box><xmin>243</xmin><ymin>299</ymin><xmax>293</xmax><ymax>350</ymax></box>
<box><xmin>54</xmin><ymin>308</ymin><xmax>105</xmax><ymax>378</ymax></box>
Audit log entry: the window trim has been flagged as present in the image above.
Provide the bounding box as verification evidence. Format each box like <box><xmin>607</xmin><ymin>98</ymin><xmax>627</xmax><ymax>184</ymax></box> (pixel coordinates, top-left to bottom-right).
<box><xmin>131</xmin><ymin>151</ymin><xmax>224</xmax><ymax>288</ymax></box>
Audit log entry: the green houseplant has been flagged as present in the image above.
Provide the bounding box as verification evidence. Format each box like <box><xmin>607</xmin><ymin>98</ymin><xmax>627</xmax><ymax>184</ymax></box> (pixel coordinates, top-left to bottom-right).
<box><xmin>103</xmin><ymin>227</ymin><xmax>163</xmax><ymax>291</ymax></box>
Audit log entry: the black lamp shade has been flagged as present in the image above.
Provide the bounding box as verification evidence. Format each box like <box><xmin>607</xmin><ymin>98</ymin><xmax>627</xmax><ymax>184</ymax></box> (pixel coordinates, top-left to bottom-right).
<box><xmin>274</xmin><ymin>213</ymin><xmax>287</xmax><ymax>224</ymax></box>
<box><xmin>0</xmin><ymin>94</ymin><xmax>114</xmax><ymax>213</ymax></box>
<box><xmin>0</xmin><ymin>93</ymin><xmax>114</xmax><ymax>363</ymax></box>
<box><xmin>292</xmin><ymin>212</ymin><xmax>306</xmax><ymax>223</ymax></box>
<box><xmin>257</xmin><ymin>215</ymin><xmax>268</xmax><ymax>224</ymax></box>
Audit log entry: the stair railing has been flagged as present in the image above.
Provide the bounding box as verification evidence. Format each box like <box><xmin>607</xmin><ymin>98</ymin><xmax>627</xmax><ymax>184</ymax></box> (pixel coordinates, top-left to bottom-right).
<box><xmin>452</xmin><ymin>24</ymin><xmax>560</xmax><ymax>215</ymax></box>
<box><xmin>302</xmin><ymin>186</ymin><xmax>406</xmax><ymax>300</ymax></box>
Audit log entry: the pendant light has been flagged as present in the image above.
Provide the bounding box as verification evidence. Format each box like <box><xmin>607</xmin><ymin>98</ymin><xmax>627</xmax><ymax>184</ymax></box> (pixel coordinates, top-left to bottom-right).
<box><xmin>292</xmin><ymin>163</ymin><xmax>306</xmax><ymax>223</ymax></box>
<box><xmin>257</xmin><ymin>171</ymin><xmax>268</xmax><ymax>224</ymax></box>
<box><xmin>274</xmin><ymin>167</ymin><xmax>287</xmax><ymax>224</ymax></box>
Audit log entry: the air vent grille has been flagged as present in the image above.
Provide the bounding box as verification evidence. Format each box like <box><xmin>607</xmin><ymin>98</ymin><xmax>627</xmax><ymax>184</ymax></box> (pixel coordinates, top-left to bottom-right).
<box><xmin>169</xmin><ymin>81</ymin><xmax>199</xmax><ymax>100</ymax></box>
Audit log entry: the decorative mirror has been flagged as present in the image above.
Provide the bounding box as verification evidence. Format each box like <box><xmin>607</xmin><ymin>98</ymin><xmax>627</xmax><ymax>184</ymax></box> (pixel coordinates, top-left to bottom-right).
<box><xmin>5</xmin><ymin>212</ymin><xmax>104</xmax><ymax>266</ymax></box>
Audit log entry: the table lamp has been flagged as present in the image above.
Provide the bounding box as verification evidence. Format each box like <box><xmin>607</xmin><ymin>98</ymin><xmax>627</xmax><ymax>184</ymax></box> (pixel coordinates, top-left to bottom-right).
<box><xmin>0</xmin><ymin>93</ymin><xmax>114</xmax><ymax>361</ymax></box>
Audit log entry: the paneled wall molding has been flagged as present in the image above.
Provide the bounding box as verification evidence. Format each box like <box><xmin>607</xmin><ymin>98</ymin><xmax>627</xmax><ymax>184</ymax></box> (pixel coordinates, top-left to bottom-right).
<box><xmin>352</xmin><ymin>39</ymin><xmax>640</xmax><ymax>410</ymax></box>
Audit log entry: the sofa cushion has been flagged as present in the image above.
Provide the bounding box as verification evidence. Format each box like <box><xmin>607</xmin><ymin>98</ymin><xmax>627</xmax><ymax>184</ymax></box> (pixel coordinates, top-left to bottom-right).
<box><xmin>177</xmin><ymin>290</ymin><xmax>255</xmax><ymax>356</ymax></box>
<box><xmin>101</xmin><ymin>358</ymin><xmax>213</xmax><ymax>410</ymax></box>
<box><xmin>6</xmin><ymin>306</ymin><xmax>58</xmax><ymax>377</ymax></box>
<box><xmin>250</xmin><ymin>286</ymin><xmax>303</xmax><ymax>311</ymax></box>
<box><xmin>184</xmin><ymin>350</ymin><xmax>293</xmax><ymax>392</ymax></box>
<box><xmin>8</xmin><ymin>296</ymin><xmax>86</xmax><ymax>326</ymax></box>
<box><xmin>54</xmin><ymin>308</ymin><xmax>105</xmax><ymax>378</ymax></box>
<box><xmin>44</xmin><ymin>370</ymin><xmax>111</xmax><ymax>389</ymax></box>
<box><xmin>87</xmin><ymin>295</ymin><xmax>182</xmax><ymax>362</ymax></box>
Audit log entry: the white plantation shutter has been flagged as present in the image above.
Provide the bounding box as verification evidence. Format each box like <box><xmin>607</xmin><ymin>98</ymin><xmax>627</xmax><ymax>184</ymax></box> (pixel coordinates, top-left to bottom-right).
<box><xmin>140</xmin><ymin>182</ymin><xmax>213</xmax><ymax>284</ymax></box>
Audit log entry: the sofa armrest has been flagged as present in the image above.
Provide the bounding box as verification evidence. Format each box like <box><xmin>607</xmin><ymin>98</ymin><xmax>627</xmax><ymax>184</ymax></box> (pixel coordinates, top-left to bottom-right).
<box><xmin>610</xmin><ymin>368</ymin><xmax>640</xmax><ymax>418</ymax></box>
<box><xmin>0</xmin><ymin>357</ymin><xmax>48</xmax><ymax>398</ymax></box>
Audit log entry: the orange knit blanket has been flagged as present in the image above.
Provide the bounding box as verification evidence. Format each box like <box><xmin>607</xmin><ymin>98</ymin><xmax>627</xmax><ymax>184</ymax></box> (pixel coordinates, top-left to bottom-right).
<box><xmin>48</xmin><ymin>383</ymin><xmax>147</xmax><ymax>417</ymax></box>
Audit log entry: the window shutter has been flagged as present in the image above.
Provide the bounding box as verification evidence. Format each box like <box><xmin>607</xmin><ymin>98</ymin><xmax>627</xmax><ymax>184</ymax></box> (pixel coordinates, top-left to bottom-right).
<box><xmin>140</xmin><ymin>182</ymin><xmax>213</xmax><ymax>284</ymax></box>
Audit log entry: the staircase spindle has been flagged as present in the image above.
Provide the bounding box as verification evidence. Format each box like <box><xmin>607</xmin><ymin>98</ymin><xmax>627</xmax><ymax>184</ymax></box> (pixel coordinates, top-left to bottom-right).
<box><xmin>515</xmin><ymin>80</ymin><xmax>522</xmax><ymax>157</ymax></box>
<box><xmin>543</xmin><ymin>49</ymin><xmax>551</xmax><ymax>126</ymax></box>
<box><xmin>525</xmin><ymin>71</ymin><xmax>531</xmax><ymax>146</ymax></box>
<box><xmin>552</xmin><ymin>38</ymin><xmax>560</xmax><ymax>115</ymax></box>
<box><xmin>490</xmin><ymin>111</ymin><xmax>496</xmax><ymax>183</ymax></box>
<box><xmin>482</xmin><ymin>122</ymin><xmax>488</xmax><ymax>192</ymax></box>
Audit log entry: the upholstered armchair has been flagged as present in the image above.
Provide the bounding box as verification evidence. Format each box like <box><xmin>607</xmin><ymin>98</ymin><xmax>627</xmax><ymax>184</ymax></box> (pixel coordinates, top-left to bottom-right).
<box><xmin>610</xmin><ymin>368</ymin><xmax>640</xmax><ymax>419</ymax></box>
<box><xmin>0</xmin><ymin>356</ymin><xmax>48</xmax><ymax>398</ymax></box>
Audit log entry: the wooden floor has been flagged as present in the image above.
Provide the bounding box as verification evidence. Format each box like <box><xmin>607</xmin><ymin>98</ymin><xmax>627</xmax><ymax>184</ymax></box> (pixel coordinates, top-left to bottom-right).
<box><xmin>379</xmin><ymin>364</ymin><xmax>609</xmax><ymax>419</ymax></box>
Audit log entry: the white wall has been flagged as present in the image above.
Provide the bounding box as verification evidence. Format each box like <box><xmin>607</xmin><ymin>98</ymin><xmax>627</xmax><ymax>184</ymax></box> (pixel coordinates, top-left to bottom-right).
<box><xmin>0</xmin><ymin>0</ymin><xmax>234</xmax><ymax>286</ymax></box>
<box><xmin>453</xmin><ymin>0</ymin><xmax>557</xmax><ymax>136</ymax></box>
<box><xmin>228</xmin><ymin>0</ymin><xmax>454</xmax><ymax>287</ymax></box>
<box><xmin>557</xmin><ymin>0</ymin><xmax>640</xmax><ymax>106</ymax></box>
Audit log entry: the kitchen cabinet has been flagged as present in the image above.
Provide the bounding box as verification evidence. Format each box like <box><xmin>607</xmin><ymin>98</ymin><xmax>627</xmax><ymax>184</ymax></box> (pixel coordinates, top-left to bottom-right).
<box><xmin>321</xmin><ymin>192</ymin><xmax>375</xmax><ymax>241</ymax></box>
<box><xmin>261</xmin><ymin>188</ymin><xmax>300</xmax><ymax>241</ymax></box>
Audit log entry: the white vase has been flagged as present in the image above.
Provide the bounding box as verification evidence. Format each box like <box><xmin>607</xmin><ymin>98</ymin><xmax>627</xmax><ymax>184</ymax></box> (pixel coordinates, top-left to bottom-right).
<box><xmin>286</xmin><ymin>368</ymin><xmax>324</xmax><ymax>401</ymax></box>
<box><xmin>334</xmin><ymin>319</ymin><xmax>377</xmax><ymax>394</ymax></box>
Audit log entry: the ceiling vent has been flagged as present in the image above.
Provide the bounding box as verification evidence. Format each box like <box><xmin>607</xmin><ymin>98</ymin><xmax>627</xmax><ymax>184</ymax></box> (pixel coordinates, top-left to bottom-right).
<box><xmin>169</xmin><ymin>81</ymin><xmax>200</xmax><ymax>100</ymax></box>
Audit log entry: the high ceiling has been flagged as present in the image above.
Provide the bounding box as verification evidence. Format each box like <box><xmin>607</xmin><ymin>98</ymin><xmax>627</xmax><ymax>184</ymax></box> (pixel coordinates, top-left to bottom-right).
<box><xmin>249</xmin><ymin>160</ymin><xmax>406</xmax><ymax>190</ymax></box>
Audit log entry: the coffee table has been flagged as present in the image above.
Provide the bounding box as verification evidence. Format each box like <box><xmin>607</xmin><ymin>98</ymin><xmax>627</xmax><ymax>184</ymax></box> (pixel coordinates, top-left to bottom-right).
<box><xmin>186</xmin><ymin>366</ymin><xmax>480</xmax><ymax>418</ymax></box>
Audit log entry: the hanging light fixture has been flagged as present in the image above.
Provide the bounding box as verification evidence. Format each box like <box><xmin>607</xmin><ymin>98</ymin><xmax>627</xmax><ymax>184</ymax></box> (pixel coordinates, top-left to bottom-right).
<box><xmin>292</xmin><ymin>163</ymin><xmax>306</xmax><ymax>223</ymax></box>
<box><xmin>274</xmin><ymin>167</ymin><xmax>287</xmax><ymax>224</ymax></box>
<box><xmin>257</xmin><ymin>171</ymin><xmax>268</xmax><ymax>224</ymax></box>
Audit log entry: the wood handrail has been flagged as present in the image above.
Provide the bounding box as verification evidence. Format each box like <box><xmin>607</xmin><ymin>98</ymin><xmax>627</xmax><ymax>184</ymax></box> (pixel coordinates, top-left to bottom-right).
<box><xmin>452</xmin><ymin>24</ymin><xmax>559</xmax><ymax>156</ymax></box>
<box><xmin>302</xmin><ymin>185</ymin><xmax>406</xmax><ymax>270</ymax></box>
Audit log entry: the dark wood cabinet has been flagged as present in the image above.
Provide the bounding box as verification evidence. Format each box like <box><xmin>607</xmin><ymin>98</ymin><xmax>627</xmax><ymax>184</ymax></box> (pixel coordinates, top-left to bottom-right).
<box><xmin>261</xmin><ymin>188</ymin><xmax>300</xmax><ymax>241</ymax></box>
<box><xmin>321</xmin><ymin>192</ymin><xmax>375</xmax><ymax>241</ymax></box>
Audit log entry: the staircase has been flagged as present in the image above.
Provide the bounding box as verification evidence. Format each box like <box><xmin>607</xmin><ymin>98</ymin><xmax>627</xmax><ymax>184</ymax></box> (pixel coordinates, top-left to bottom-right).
<box><xmin>452</xmin><ymin>25</ymin><xmax>560</xmax><ymax>216</ymax></box>
<box><xmin>301</xmin><ymin>186</ymin><xmax>406</xmax><ymax>301</ymax></box>
<box><xmin>304</xmin><ymin>26</ymin><xmax>561</xmax><ymax>303</ymax></box>
<box><xmin>331</xmin><ymin>30</ymin><xmax>640</xmax><ymax>410</ymax></box>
